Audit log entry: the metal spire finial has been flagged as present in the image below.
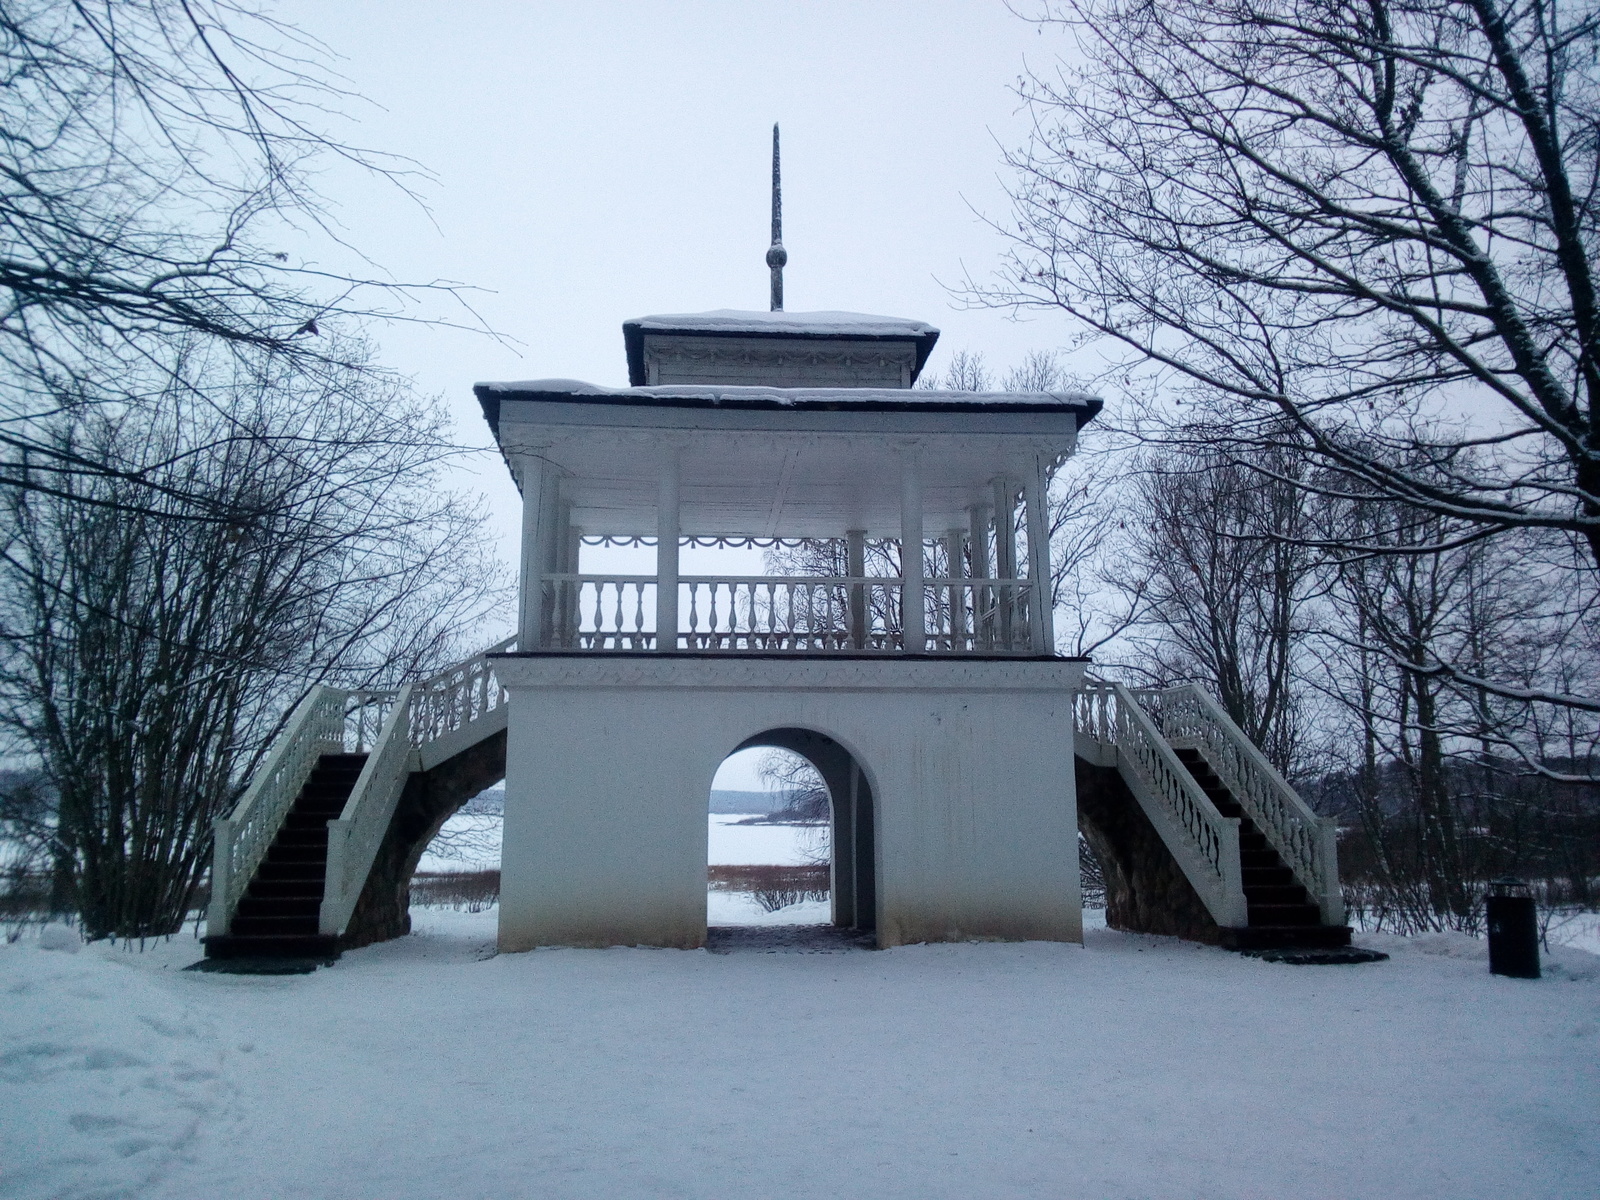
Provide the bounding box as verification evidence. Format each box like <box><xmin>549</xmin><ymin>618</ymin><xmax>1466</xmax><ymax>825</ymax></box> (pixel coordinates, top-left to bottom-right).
<box><xmin>766</xmin><ymin>123</ymin><xmax>786</xmax><ymax>312</ymax></box>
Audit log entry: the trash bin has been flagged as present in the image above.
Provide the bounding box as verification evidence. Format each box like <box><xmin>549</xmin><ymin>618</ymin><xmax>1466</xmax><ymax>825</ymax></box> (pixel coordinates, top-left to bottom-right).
<box><xmin>1486</xmin><ymin>878</ymin><xmax>1540</xmax><ymax>979</ymax></box>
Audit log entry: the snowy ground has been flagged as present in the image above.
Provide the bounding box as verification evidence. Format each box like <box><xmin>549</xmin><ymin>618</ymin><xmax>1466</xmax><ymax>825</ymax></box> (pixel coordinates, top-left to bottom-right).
<box><xmin>4</xmin><ymin>912</ymin><xmax>1597</xmax><ymax>1199</ymax></box>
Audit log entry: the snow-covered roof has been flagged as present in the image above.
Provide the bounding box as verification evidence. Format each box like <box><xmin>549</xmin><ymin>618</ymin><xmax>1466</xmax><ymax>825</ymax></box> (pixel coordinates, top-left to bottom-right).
<box><xmin>475</xmin><ymin>379</ymin><xmax>1103</xmax><ymax>439</ymax></box>
<box><xmin>624</xmin><ymin>309</ymin><xmax>938</xmax><ymax>338</ymax></box>
<box><xmin>621</xmin><ymin>309</ymin><xmax>941</xmax><ymax>386</ymax></box>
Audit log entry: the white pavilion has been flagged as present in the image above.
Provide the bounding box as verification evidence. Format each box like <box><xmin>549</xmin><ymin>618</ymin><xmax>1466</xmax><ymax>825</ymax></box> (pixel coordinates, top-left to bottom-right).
<box><xmin>204</xmin><ymin>130</ymin><xmax>1350</xmax><ymax>964</ymax></box>
<box><xmin>477</xmin><ymin>287</ymin><xmax>1101</xmax><ymax>948</ymax></box>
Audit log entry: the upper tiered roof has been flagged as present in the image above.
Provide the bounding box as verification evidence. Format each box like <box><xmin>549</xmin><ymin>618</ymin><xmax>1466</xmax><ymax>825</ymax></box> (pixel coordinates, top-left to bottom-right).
<box><xmin>620</xmin><ymin>308</ymin><xmax>942</xmax><ymax>389</ymax></box>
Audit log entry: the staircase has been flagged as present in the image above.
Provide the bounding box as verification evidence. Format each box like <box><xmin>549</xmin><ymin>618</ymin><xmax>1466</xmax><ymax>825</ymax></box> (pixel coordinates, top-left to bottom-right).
<box><xmin>207</xmin><ymin>639</ymin><xmax>514</xmax><ymax>960</ymax></box>
<box><xmin>204</xmin><ymin>754</ymin><xmax>365</xmax><ymax>960</ymax></box>
<box><xmin>1075</xmin><ymin>681</ymin><xmax>1349</xmax><ymax>950</ymax></box>
<box><xmin>1171</xmin><ymin>748</ymin><xmax>1350</xmax><ymax>949</ymax></box>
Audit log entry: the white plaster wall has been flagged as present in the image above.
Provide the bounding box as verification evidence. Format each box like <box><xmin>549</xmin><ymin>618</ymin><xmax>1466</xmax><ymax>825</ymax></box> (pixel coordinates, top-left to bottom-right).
<box><xmin>494</xmin><ymin>656</ymin><xmax>1085</xmax><ymax>951</ymax></box>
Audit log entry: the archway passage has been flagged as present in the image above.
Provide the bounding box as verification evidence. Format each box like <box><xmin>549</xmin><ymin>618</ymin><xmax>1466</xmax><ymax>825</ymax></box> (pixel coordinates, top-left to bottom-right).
<box><xmin>340</xmin><ymin>731</ymin><xmax>507</xmax><ymax>949</ymax></box>
<box><xmin>731</xmin><ymin>728</ymin><xmax>877</xmax><ymax>937</ymax></box>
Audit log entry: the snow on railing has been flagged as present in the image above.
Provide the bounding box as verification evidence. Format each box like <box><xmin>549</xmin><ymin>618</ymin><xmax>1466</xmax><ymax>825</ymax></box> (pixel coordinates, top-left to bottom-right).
<box><xmin>209</xmin><ymin>687</ymin><xmax>345</xmax><ymax>937</ymax></box>
<box><xmin>542</xmin><ymin>573</ymin><xmax>1039</xmax><ymax>653</ymax></box>
<box><xmin>1074</xmin><ymin>682</ymin><xmax>1248</xmax><ymax>927</ymax></box>
<box><xmin>1136</xmin><ymin>685</ymin><xmax>1343</xmax><ymax>926</ymax></box>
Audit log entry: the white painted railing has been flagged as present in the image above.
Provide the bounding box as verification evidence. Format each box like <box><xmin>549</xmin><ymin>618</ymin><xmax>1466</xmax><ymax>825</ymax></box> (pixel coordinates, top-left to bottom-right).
<box><xmin>926</xmin><ymin>578</ymin><xmax>1034</xmax><ymax>653</ymax></box>
<box><xmin>209</xmin><ymin>687</ymin><xmax>345</xmax><ymax>937</ymax></box>
<box><xmin>407</xmin><ymin>636</ymin><xmax>516</xmax><ymax>753</ymax></box>
<box><xmin>681</xmin><ymin>576</ymin><xmax>903</xmax><ymax>651</ymax></box>
<box><xmin>1074</xmin><ymin>682</ymin><xmax>1248</xmax><ymax>927</ymax></box>
<box><xmin>543</xmin><ymin>573</ymin><xmax>1040</xmax><ymax>653</ymax></box>
<box><xmin>1134</xmin><ymin>684</ymin><xmax>1344</xmax><ymax>925</ymax></box>
<box><xmin>320</xmin><ymin>684</ymin><xmax>416</xmax><ymax>937</ymax></box>
<box><xmin>547</xmin><ymin>575</ymin><xmax>656</xmax><ymax>650</ymax></box>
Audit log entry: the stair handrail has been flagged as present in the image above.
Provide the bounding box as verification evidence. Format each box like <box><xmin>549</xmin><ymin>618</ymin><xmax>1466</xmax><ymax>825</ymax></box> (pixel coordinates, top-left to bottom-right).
<box><xmin>1077</xmin><ymin>681</ymin><xmax>1248</xmax><ymax>927</ymax></box>
<box><xmin>1140</xmin><ymin>684</ymin><xmax>1343</xmax><ymax>925</ymax></box>
<box><xmin>209</xmin><ymin>685</ymin><xmax>346</xmax><ymax>936</ymax></box>
<box><xmin>407</xmin><ymin>636</ymin><xmax>515</xmax><ymax>749</ymax></box>
<box><xmin>320</xmin><ymin>682</ymin><xmax>417</xmax><ymax>937</ymax></box>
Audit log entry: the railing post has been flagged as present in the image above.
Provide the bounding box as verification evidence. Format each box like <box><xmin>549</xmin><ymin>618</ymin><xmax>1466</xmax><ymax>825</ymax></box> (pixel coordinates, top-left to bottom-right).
<box><xmin>656</xmin><ymin>453</ymin><xmax>680</xmax><ymax>652</ymax></box>
<box><xmin>208</xmin><ymin>817</ymin><xmax>232</xmax><ymax>935</ymax></box>
<box><xmin>847</xmin><ymin>529</ymin><xmax>867</xmax><ymax>649</ymax></box>
<box><xmin>900</xmin><ymin>449</ymin><xmax>925</xmax><ymax>652</ymax></box>
<box><xmin>319</xmin><ymin>818</ymin><xmax>350</xmax><ymax>936</ymax></box>
<box><xmin>1319</xmin><ymin>818</ymin><xmax>1345</xmax><ymax>925</ymax></box>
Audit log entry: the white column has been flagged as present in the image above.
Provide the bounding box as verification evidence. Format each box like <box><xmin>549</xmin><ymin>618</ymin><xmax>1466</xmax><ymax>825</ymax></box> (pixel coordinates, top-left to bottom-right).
<box><xmin>900</xmin><ymin>450</ymin><xmax>925</xmax><ymax>652</ymax></box>
<box><xmin>1023</xmin><ymin>453</ymin><xmax>1054</xmax><ymax>654</ymax></box>
<box><xmin>656</xmin><ymin>453</ymin><xmax>680</xmax><ymax>652</ymax></box>
<box><xmin>518</xmin><ymin>454</ymin><xmax>549</xmax><ymax>649</ymax></box>
<box><xmin>992</xmin><ymin>477</ymin><xmax>1017</xmax><ymax>649</ymax></box>
<box><xmin>847</xmin><ymin>528</ymin><xmax>867</xmax><ymax>650</ymax></box>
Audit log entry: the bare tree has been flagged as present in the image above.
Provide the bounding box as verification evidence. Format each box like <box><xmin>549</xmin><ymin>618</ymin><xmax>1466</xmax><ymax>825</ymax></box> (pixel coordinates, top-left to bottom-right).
<box><xmin>1116</xmin><ymin>437</ymin><xmax>1316</xmax><ymax>773</ymax></box>
<box><xmin>0</xmin><ymin>342</ymin><xmax>506</xmax><ymax>940</ymax></box>
<box><xmin>981</xmin><ymin>0</ymin><xmax>1600</xmax><ymax>717</ymax></box>
<box><xmin>0</xmin><ymin>0</ymin><xmax>479</xmax><ymax>513</ymax></box>
<box><xmin>1310</xmin><ymin>475</ymin><xmax>1598</xmax><ymax>929</ymax></box>
<box><xmin>917</xmin><ymin>349</ymin><xmax>993</xmax><ymax>391</ymax></box>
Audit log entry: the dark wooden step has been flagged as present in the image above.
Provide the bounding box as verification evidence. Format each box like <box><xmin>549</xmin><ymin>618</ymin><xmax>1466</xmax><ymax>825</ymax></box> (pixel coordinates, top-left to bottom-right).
<box><xmin>274</xmin><ymin>823</ymin><xmax>329</xmax><ymax>841</ymax></box>
<box><xmin>1243</xmin><ymin>883</ymin><xmax>1309</xmax><ymax>906</ymax></box>
<box><xmin>1248</xmin><ymin>903</ymin><xmax>1322</xmax><ymax>927</ymax></box>
<box><xmin>237</xmin><ymin>896</ymin><xmax>321</xmax><ymax>919</ymax></box>
<box><xmin>255</xmin><ymin>861</ymin><xmax>327</xmax><ymax>883</ymax></box>
<box><xmin>231</xmin><ymin>915</ymin><xmax>320</xmax><ymax>937</ymax></box>
<box><xmin>205</xmin><ymin>933</ymin><xmax>339</xmax><ymax>960</ymax></box>
<box><xmin>247</xmin><ymin>878</ymin><xmax>325</xmax><ymax>899</ymax></box>
<box><xmin>266</xmin><ymin>843</ymin><xmax>330</xmax><ymax>866</ymax></box>
<box><xmin>1221</xmin><ymin>925</ymin><xmax>1353</xmax><ymax>951</ymax></box>
<box><xmin>1242</xmin><ymin>865</ymin><xmax>1296</xmax><ymax>887</ymax></box>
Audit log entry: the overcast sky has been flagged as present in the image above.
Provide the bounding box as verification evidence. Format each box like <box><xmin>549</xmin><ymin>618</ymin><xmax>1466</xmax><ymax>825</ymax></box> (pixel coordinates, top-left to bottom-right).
<box><xmin>276</xmin><ymin>1</ymin><xmax>1089</xmax><ymax>563</ymax></box>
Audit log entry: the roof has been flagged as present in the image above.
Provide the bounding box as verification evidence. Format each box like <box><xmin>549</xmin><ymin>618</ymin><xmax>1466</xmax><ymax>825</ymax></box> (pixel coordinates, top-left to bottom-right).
<box><xmin>621</xmin><ymin>309</ymin><xmax>941</xmax><ymax>386</ymax></box>
<box><xmin>474</xmin><ymin>380</ymin><xmax>1104</xmax><ymax>440</ymax></box>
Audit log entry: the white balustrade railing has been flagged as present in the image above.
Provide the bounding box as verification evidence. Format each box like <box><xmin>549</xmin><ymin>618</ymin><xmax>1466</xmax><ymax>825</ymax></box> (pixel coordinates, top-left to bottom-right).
<box><xmin>546</xmin><ymin>575</ymin><xmax>656</xmax><ymax>649</ymax></box>
<box><xmin>344</xmin><ymin>690</ymin><xmax>398</xmax><ymax>752</ymax></box>
<box><xmin>542</xmin><ymin>572</ymin><xmax>1041</xmax><ymax>653</ymax></box>
<box><xmin>926</xmin><ymin>578</ymin><xmax>1034</xmax><ymax>653</ymax></box>
<box><xmin>209</xmin><ymin>686</ymin><xmax>345</xmax><ymax>937</ymax></box>
<box><xmin>1134</xmin><ymin>684</ymin><xmax>1343</xmax><ymax>925</ymax></box>
<box><xmin>406</xmin><ymin>636</ymin><xmax>516</xmax><ymax>748</ymax></box>
<box><xmin>1074</xmin><ymin>682</ymin><xmax>1248</xmax><ymax>927</ymax></box>
<box><xmin>680</xmin><ymin>576</ymin><xmax>903</xmax><ymax>651</ymax></box>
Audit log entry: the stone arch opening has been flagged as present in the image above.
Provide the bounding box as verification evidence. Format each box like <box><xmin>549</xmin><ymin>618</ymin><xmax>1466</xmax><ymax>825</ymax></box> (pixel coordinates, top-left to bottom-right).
<box><xmin>727</xmin><ymin>727</ymin><xmax>877</xmax><ymax>936</ymax></box>
<box><xmin>341</xmin><ymin>730</ymin><xmax>508</xmax><ymax>949</ymax></box>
